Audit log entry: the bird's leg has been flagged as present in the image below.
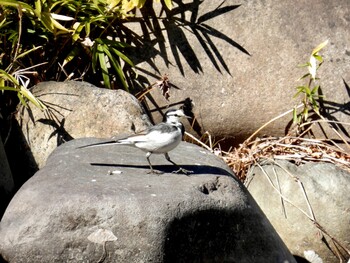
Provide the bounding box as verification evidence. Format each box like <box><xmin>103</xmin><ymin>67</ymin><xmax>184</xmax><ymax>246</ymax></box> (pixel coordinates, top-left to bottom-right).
<box><xmin>164</xmin><ymin>153</ymin><xmax>193</xmax><ymax>175</ymax></box>
<box><xmin>146</xmin><ymin>152</ymin><xmax>163</xmax><ymax>174</ymax></box>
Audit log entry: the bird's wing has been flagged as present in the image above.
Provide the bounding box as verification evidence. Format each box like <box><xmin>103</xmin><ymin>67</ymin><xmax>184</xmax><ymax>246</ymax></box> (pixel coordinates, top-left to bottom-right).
<box><xmin>77</xmin><ymin>123</ymin><xmax>178</xmax><ymax>148</ymax></box>
<box><xmin>148</xmin><ymin>123</ymin><xmax>178</xmax><ymax>133</ymax></box>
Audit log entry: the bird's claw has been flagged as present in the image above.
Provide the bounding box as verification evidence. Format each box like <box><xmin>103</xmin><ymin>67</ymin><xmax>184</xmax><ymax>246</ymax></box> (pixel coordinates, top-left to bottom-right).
<box><xmin>147</xmin><ymin>170</ymin><xmax>164</xmax><ymax>175</ymax></box>
<box><xmin>172</xmin><ymin>168</ymin><xmax>193</xmax><ymax>175</ymax></box>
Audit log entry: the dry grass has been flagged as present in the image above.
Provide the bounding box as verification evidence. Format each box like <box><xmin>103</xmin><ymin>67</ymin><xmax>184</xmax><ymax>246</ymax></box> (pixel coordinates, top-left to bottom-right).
<box><xmin>223</xmin><ymin>135</ymin><xmax>350</xmax><ymax>182</ymax></box>
<box><xmin>185</xmin><ymin>112</ymin><xmax>350</xmax><ymax>262</ymax></box>
<box><xmin>185</xmin><ymin>107</ymin><xmax>350</xmax><ymax>182</ymax></box>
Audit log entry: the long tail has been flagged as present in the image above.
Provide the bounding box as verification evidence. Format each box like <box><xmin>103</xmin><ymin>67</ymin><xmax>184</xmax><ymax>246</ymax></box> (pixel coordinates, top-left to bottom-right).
<box><xmin>77</xmin><ymin>140</ymin><xmax>126</xmax><ymax>149</ymax></box>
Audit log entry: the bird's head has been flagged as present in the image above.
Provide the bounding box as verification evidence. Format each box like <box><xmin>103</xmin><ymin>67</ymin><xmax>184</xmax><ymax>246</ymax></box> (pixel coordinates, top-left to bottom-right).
<box><xmin>163</xmin><ymin>109</ymin><xmax>190</xmax><ymax>124</ymax></box>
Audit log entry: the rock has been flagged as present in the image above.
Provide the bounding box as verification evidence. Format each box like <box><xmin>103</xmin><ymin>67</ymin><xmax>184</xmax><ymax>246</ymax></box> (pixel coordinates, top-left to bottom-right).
<box><xmin>0</xmin><ymin>138</ymin><xmax>296</xmax><ymax>262</ymax></box>
<box><xmin>128</xmin><ymin>0</ymin><xmax>350</xmax><ymax>145</ymax></box>
<box><xmin>245</xmin><ymin>160</ymin><xmax>350</xmax><ymax>263</ymax></box>
<box><xmin>16</xmin><ymin>81</ymin><xmax>151</xmax><ymax>170</ymax></box>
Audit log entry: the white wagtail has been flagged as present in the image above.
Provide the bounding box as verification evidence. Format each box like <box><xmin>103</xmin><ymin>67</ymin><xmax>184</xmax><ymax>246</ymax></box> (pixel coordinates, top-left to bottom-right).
<box><xmin>79</xmin><ymin>109</ymin><xmax>193</xmax><ymax>175</ymax></box>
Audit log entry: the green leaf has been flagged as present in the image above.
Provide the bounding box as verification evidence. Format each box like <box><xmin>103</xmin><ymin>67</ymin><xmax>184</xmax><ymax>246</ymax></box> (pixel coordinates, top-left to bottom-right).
<box><xmin>15</xmin><ymin>46</ymin><xmax>43</xmax><ymax>60</ymax></box>
<box><xmin>50</xmin><ymin>14</ymin><xmax>72</xmax><ymax>32</ymax></box>
<box><xmin>97</xmin><ymin>44</ymin><xmax>111</xmax><ymax>88</ymax></box>
<box><xmin>303</xmin><ymin>108</ymin><xmax>308</xmax><ymax>121</ymax></box>
<box><xmin>102</xmin><ymin>45</ymin><xmax>128</xmax><ymax>90</ymax></box>
<box><xmin>297</xmin><ymin>73</ymin><xmax>311</xmax><ymax>81</ymax></box>
<box><xmin>72</xmin><ymin>22</ymin><xmax>85</xmax><ymax>42</ymax></box>
<box><xmin>311</xmin><ymin>85</ymin><xmax>320</xmax><ymax>95</ymax></box>
<box><xmin>163</xmin><ymin>0</ymin><xmax>172</xmax><ymax>10</ymax></box>
<box><xmin>0</xmin><ymin>69</ymin><xmax>20</xmax><ymax>85</ymax></box>
<box><xmin>313</xmin><ymin>54</ymin><xmax>323</xmax><ymax>63</ymax></box>
<box><xmin>304</xmin><ymin>86</ymin><xmax>311</xmax><ymax>96</ymax></box>
<box><xmin>292</xmin><ymin>108</ymin><xmax>298</xmax><ymax>124</ymax></box>
<box><xmin>98</xmin><ymin>38</ymin><xmax>131</xmax><ymax>48</ymax></box>
<box><xmin>17</xmin><ymin>92</ymin><xmax>28</xmax><ymax>108</ymax></box>
<box><xmin>0</xmin><ymin>86</ymin><xmax>19</xmax><ymax>92</ymax></box>
<box><xmin>297</xmin><ymin>63</ymin><xmax>310</xmax><ymax>68</ymax></box>
<box><xmin>293</xmin><ymin>86</ymin><xmax>305</xmax><ymax>98</ymax></box>
<box><xmin>0</xmin><ymin>0</ymin><xmax>34</xmax><ymax>13</ymax></box>
<box><xmin>0</xmin><ymin>73</ymin><xmax>46</xmax><ymax>110</ymax></box>
<box><xmin>312</xmin><ymin>39</ymin><xmax>328</xmax><ymax>55</ymax></box>
<box><xmin>19</xmin><ymin>85</ymin><xmax>46</xmax><ymax>109</ymax></box>
<box><xmin>92</xmin><ymin>44</ymin><xmax>98</xmax><ymax>73</ymax></box>
<box><xmin>62</xmin><ymin>46</ymin><xmax>81</xmax><ymax>67</ymax></box>
<box><xmin>34</xmin><ymin>0</ymin><xmax>41</xmax><ymax>14</ymax></box>
<box><xmin>37</xmin><ymin>11</ymin><xmax>55</xmax><ymax>32</ymax></box>
<box><xmin>135</xmin><ymin>0</ymin><xmax>147</xmax><ymax>8</ymax></box>
<box><xmin>111</xmin><ymin>47</ymin><xmax>134</xmax><ymax>66</ymax></box>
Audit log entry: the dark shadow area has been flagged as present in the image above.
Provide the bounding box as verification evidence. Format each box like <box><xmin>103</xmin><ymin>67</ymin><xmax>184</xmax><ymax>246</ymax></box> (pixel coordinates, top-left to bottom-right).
<box><xmin>0</xmin><ymin>96</ymin><xmax>74</xmax><ymax>219</ymax></box>
<box><xmin>0</xmin><ymin>254</ymin><xmax>7</xmax><ymax>263</ymax></box>
<box><xmin>163</xmin><ymin>209</ymin><xmax>240</xmax><ymax>262</ymax></box>
<box><xmin>89</xmin><ymin>163</ymin><xmax>233</xmax><ymax>177</ymax></box>
<box><xmin>131</xmin><ymin>1</ymin><xmax>249</xmax><ymax>76</ymax></box>
<box><xmin>0</xmin><ymin>190</ymin><xmax>12</xmax><ymax>223</ymax></box>
<box><xmin>317</xmin><ymin>79</ymin><xmax>350</xmax><ymax>139</ymax></box>
<box><xmin>120</xmin><ymin>1</ymin><xmax>250</xmax><ymax>119</ymax></box>
<box><xmin>162</xmin><ymin>208</ymin><xmax>290</xmax><ymax>262</ymax></box>
<box><xmin>293</xmin><ymin>255</ymin><xmax>309</xmax><ymax>263</ymax></box>
<box><xmin>1</xmin><ymin>118</ymin><xmax>38</xmax><ymax>220</ymax></box>
<box><xmin>37</xmin><ymin>118</ymin><xmax>74</xmax><ymax>146</ymax></box>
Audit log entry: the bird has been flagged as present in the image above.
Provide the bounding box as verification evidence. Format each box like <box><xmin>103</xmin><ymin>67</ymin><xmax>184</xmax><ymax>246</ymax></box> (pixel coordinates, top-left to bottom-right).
<box><xmin>79</xmin><ymin>108</ymin><xmax>193</xmax><ymax>175</ymax></box>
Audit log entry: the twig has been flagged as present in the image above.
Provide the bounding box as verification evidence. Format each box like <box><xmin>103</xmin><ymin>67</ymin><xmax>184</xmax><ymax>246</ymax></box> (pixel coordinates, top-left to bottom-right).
<box><xmin>244</xmin><ymin>104</ymin><xmax>303</xmax><ymax>144</ymax></box>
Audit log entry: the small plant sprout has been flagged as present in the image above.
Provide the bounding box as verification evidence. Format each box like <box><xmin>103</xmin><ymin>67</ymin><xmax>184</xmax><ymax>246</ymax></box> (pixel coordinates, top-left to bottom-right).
<box><xmin>293</xmin><ymin>40</ymin><xmax>329</xmax><ymax>125</ymax></box>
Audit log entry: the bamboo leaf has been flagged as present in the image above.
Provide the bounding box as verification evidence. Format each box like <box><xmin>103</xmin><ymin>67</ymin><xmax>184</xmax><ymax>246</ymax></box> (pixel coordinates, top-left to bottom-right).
<box><xmin>163</xmin><ymin>0</ymin><xmax>172</xmax><ymax>10</ymax></box>
<box><xmin>97</xmin><ymin>44</ymin><xmax>111</xmax><ymax>88</ymax></box>
<box><xmin>17</xmin><ymin>93</ymin><xmax>28</xmax><ymax>108</ymax></box>
<box><xmin>19</xmin><ymin>85</ymin><xmax>46</xmax><ymax>109</ymax></box>
<box><xmin>304</xmin><ymin>86</ymin><xmax>311</xmax><ymax>96</ymax></box>
<box><xmin>298</xmin><ymin>62</ymin><xmax>311</xmax><ymax>68</ymax></box>
<box><xmin>303</xmin><ymin>108</ymin><xmax>308</xmax><ymax>121</ymax></box>
<box><xmin>51</xmin><ymin>13</ymin><xmax>74</xmax><ymax>21</ymax></box>
<box><xmin>63</xmin><ymin>46</ymin><xmax>81</xmax><ymax>67</ymax></box>
<box><xmin>102</xmin><ymin>45</ymin><xmax>128</xmax><ymax>90</ymax></box>
<box><xmin>92</xmin><ymin>44</ymin><xmax>98</xmax><ymax>73</ymax></box>
<box><xmin>313</xmin><ymin>54</ymin><xmax>323</xmax><ymax>64</ymax></box>
<box><xmin>0</xmin><ymin>70</ymin><xmax>20</xmax><ymax>85</ymax></box>
<box><xmin>0</xmin><ymin>0</ymin><xmax>34</xmax><ymax>12</ymax></box>
<box><xmin>111</xmin><ymin>47</ymin><xmax>134</xmax><ymax>66</ymax></box>
<box><xmin>135</xmin><ymin>0</ymin><xmax>147</xmax><ymax>8</ymax></box>
<box><xmin>311</xmin><ymin>85</ymin><xmax>320</xmax><ymax>95</ymax></box>
<box><xmin>297</xmin><ymin>73</ymin><xmax>311</xmax><ymax>81</ymax></box>
<box><xmin>50</xmin><ymin>13</ymin><xmax>72</xmax><ymax>32</ymax></box>
<box><xmin>293</xmin><ymin>108</ymin><xmax>298</xmax><ymax>124</ymax></box>
<box><xmin>15</xmin><ymin>46</ymin><xmax>43</xmax><ymax>60</ymax></box>
<box><xmin>312</xmin><ymin>39</ymin><xmax>328</xmax><ymax>55</ymax></box>
<box><xmin>72</xmin><ymin>22</ymin><xmax>85</xmax><ymax>42</ymax></box>
<box><xmin>37</xmin><ymin>11</ymin><xmax>55</xmax><ymax>32</ymax></box>
<box><xmin>0</xmin><ymin>86</ymin><xmax>19</xmax><ymax>92</ymax></box>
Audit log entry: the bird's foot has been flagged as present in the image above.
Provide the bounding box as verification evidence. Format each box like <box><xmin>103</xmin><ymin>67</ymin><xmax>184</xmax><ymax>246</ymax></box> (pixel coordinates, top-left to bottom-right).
<box><xmin>172</xmin><ymin>167</ymin><xmax>193</xmax><ymax>175</ymax></box>
<box><xmin>147</xmin><ymin>169</ymin><xmax>164</xmax><ymax>175</ymax></box>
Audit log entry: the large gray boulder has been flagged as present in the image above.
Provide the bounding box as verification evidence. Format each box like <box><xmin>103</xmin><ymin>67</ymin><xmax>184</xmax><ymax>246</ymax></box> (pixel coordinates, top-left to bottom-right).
<box><xmin>16</xmin><ymin>81</ymin><xmax>151</xmax><ymax>170</ymax></box>
<box><xmin>246</xmin><ymin>160</ymin><xmax>350</xmax><ymax>262</ymax></box>
<box><xmin>0</xmin><ymin>138</ymin><xmax>296</xmax><ymax>262</ymax></box>
<box><xmin>130</xmin><ymin>0</ymin><xmax>350</xmax><ymax>144</ymax></box>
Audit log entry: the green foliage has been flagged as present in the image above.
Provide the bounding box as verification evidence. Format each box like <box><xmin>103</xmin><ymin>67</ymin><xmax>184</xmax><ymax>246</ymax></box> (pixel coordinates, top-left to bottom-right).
<box><xmin>0</xmin><ymin>0</ymin><xmax>173</xmax><ymax>102</ymax></box>
<box><xmin>293</xmin><ymin>40</ymin><xmax>328</xmax><ymax>124</ymax></box>
<box><xmin>0</xmin><ymin>69</ymin><xmax>46</xmax><ymax>109</ymax></box>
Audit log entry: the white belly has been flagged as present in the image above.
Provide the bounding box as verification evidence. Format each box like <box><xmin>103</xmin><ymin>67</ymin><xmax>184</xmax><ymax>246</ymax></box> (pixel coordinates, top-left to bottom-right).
<box><xmin>135</xmin><ymin>128</ymin><xmax>182</xmax><ymax>154</ymax></box>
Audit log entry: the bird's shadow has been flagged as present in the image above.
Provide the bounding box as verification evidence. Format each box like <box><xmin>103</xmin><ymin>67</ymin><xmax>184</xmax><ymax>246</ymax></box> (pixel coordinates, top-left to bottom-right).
<box><xmin>90</xmin><ymin>163</ymin><xmax>234</xmax><ymax>177</ymax></box>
